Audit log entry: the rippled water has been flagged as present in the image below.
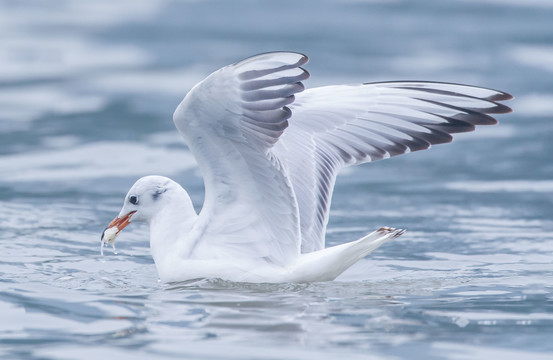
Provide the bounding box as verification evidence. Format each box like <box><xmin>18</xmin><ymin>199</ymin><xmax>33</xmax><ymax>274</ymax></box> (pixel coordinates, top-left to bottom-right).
<box><xmin>1</xmin><ymin>0</ymin><xmax>552</xmax><ymax>359</ymax></box>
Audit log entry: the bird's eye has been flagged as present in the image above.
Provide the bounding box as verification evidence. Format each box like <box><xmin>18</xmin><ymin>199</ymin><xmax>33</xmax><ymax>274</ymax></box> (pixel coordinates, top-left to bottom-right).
<box><xmin>129</xmin><ymin>195</ymin><xmax>138</xmax><ymax>205</ymax></box>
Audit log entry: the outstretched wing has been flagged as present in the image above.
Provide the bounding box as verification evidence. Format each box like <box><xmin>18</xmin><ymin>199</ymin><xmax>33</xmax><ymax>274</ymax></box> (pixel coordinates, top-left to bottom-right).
<box><xmin>173</xmin><ymin>52</ymin><xmax>309</xmax><ymax>266</ymax></box>
<box><xmin>274</xmin><ymin>81</ymin><xmax>512</xmax><ymax>253</ymax></box>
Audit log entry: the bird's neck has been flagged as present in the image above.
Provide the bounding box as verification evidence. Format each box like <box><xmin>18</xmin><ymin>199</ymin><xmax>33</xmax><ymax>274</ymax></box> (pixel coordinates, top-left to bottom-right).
<box><xmin>148</xmin><ymin>193</ymin><xmax>198</xmax><ymax>276</ymax></box>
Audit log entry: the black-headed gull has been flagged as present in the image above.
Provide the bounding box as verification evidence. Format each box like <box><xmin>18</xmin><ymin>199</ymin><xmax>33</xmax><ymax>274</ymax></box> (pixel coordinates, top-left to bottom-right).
<box><xmin>101</xmin><ymin>52</ymin><xmax>512</xmax><ymax>283</ymax></box>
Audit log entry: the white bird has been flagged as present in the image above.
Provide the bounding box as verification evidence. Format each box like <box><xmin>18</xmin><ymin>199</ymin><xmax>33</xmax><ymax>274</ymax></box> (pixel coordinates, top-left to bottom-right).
<box><xmin>101</xmin><ymin>52</ymin><xmax>512</xmax><ymax>283</ymax></box>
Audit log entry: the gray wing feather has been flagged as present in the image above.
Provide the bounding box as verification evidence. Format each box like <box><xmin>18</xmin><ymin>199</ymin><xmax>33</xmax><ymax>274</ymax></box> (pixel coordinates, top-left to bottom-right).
<box><xmin>275</xmin><ymin>81</ymin><xmax>512</xmax><ymax>253</ymax></box>
<box><xmin>173</xmin><ymin>52</ymin><xmax>309</xmax><ymax>266</ymax></box>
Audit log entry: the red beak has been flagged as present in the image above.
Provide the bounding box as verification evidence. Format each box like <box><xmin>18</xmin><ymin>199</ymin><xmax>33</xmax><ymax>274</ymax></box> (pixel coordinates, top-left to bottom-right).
<box><xmin>107</xmin><ymin>211</ymin><xmax>136</xmax><ymax>231</ymax></box>
<box><xmin>101</xmin><ymin>211</ymin><xmax>136</xmax><ymax>242</ymax></box>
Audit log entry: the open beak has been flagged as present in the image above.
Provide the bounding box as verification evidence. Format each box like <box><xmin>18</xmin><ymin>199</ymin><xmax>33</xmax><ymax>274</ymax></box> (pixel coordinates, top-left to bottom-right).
<box><xmin>101</xmin><ymin>210</ymin><xmax>136</xmax><ymax>244</ymax></box>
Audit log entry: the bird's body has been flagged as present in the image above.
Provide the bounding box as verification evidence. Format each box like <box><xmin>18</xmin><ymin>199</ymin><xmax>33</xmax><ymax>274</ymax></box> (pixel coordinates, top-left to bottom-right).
<box><xmin>102</xmin><ymin>52</ymin><xmax>512</xmax><ymax>283</ymax></box>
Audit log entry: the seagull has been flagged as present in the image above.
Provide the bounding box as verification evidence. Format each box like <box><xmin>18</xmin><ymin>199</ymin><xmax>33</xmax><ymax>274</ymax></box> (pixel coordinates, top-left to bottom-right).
<box><xmin>101</xmin><ymin>52</ymin><xmax>512</xmax><ymax>283</ymax></box>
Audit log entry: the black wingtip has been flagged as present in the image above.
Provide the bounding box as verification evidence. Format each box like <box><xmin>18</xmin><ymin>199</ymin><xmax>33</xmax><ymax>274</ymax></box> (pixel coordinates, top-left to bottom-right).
<box><xmin>486</xmin><ymin>101</ymin><xmax>513</xmax><ymax>114</ymax></box>
<box><xmin>499</xmin><ymin>104</ymin><xmax>513</xmax><ymax>114</ymax></box>
<box><xmin>486</xmin><ymin>91</ymin><xmax>514</xmax><ymax>102</ymax></box>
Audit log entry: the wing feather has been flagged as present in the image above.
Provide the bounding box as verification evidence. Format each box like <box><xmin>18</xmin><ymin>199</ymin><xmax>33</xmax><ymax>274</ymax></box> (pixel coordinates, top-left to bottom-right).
<box><xmin>274</xmin><ymin>81</ymin><xmax>512</xmax><ymax>252</ymax></box>
<box><xmin>173</xmin><ymin>52</ymin><xmax>308</xmax><ymax>265</ymax></box>
<box><xmin>173</xmin><ymin>51</ymin><xmax>512</xmax><ymax>259</ymax></box>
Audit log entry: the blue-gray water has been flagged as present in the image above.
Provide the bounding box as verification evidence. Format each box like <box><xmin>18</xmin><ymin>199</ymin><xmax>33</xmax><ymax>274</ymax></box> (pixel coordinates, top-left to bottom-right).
<box><xmin>1</xmin><ymin>1</ymin><xmax>552</xmax><ymax>359</ymax></box>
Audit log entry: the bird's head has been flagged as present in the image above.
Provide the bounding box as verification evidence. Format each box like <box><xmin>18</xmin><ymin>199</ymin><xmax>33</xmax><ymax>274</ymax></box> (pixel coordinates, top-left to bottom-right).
<box><xmin>101</xmin><ymin>175</ymin><xmax>189</xmax><ymax>250</ymax></box>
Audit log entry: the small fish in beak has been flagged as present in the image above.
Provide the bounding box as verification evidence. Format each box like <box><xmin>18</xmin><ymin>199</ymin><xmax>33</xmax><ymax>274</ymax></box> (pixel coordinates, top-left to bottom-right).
<box><xmin>101</xmin><ymin>211</ymin><xmax>136</xmax><ymax>255</ymax></box>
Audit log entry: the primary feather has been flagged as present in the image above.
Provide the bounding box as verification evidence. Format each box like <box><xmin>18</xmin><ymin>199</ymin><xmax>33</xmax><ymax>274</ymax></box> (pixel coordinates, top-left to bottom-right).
<box><xmin>275</xmin><ymin>79</ymin><xmax>512</xmax><ymax>253</ymax></box>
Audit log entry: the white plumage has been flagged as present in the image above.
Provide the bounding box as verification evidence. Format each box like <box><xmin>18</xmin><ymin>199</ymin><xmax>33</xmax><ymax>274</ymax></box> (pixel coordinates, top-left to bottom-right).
<box><xmin>102</xmin><ymin>52</ymin><xmax>512</xmax><ymax>283</ymax></box>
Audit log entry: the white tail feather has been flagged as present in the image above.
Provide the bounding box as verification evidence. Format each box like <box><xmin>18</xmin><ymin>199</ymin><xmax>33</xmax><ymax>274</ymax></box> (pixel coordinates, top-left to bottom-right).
<box><xmin>290</xmin><ymin>227</ymin><xmax>405</xmax><ymax>282</ymax></box>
